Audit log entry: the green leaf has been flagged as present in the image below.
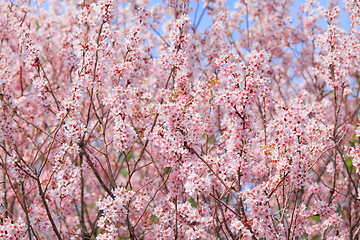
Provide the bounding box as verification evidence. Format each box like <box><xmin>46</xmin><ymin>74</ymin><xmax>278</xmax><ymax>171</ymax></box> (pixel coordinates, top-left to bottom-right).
<box><xmin>345</xmin><ymin>157</ymin><xmax>353</xmax><ymax>172</ymax></box>
<box><xmin>150</xmin><ymin>215</ymin><xmax>157</xmax><ymax>223</ymax></box>
<box><xmin>88</xmin><ymin>202</ymin><xmax>96</xmax><ymax>209</ymax></box>
<box><xmin>35</xmin><ymin>20</ymin><xmax>40</xmax><ymax>30</ymax></box>
<box><xmin>119</xmin><ymin>168</ymin><xmax>128</xmax><ymax>177</ymax></box>
<box><xmin>311</xmin><ymin>236</ymin><xmax>319</xmax><ymax>240</ymax></box>
<box><xmin>126</xmin><ymin>150</ymin><xmax>133</xmax><ymax>161</ymax></box>
<box><xmin>310</xmin><ymin>215</ymin><xmax>320</xmax><ymax>221</ymax></box>
<box><xmin>208</xmin><ymin>136</ymin><xmax>216</xmax><ymax>144</ymax></box>
<box><xmin>350</xmin><ymin>133</ymin><xmax>358</xmax><ymax>147</ymax></box>
<box><xmin>165</xmin><ymin>167</ymin><xmax>171</xmax><ymax>174</ymax></box>
<box><xmin>336</xmin><ymin>205</ymin><xmax>341</xmax><ymax>214</ymax></box>
<box><xmin>188</xmin><ymin>198</ymin><xmax>197</xmax><ymax>208</ymax></box>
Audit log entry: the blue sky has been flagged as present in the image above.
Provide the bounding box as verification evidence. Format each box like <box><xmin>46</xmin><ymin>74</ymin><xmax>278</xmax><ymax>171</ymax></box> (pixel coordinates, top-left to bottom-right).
<box><xmin>34</xmin><ymin>0</ymin><xmax>352</xmax><ymax>33</ymax></box>
<box><xmin>147</xmin><ymin>0</ymin><xmax>352</xmax><ymax>33</ymax></box>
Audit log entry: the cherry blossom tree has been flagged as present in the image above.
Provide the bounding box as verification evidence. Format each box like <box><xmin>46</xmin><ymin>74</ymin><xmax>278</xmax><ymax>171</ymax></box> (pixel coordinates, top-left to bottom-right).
<box><xmin>0</xmin><ymin>0</ymin><xmax>359</xmax><ymax>239</ymax></box>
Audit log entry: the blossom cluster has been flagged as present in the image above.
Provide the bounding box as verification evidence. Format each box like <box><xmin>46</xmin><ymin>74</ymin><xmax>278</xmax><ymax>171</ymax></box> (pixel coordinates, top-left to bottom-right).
<box><xmin>0</xmin><ymin>0</ymin><xmax>359</xmax><ymax>239</ymax></box>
